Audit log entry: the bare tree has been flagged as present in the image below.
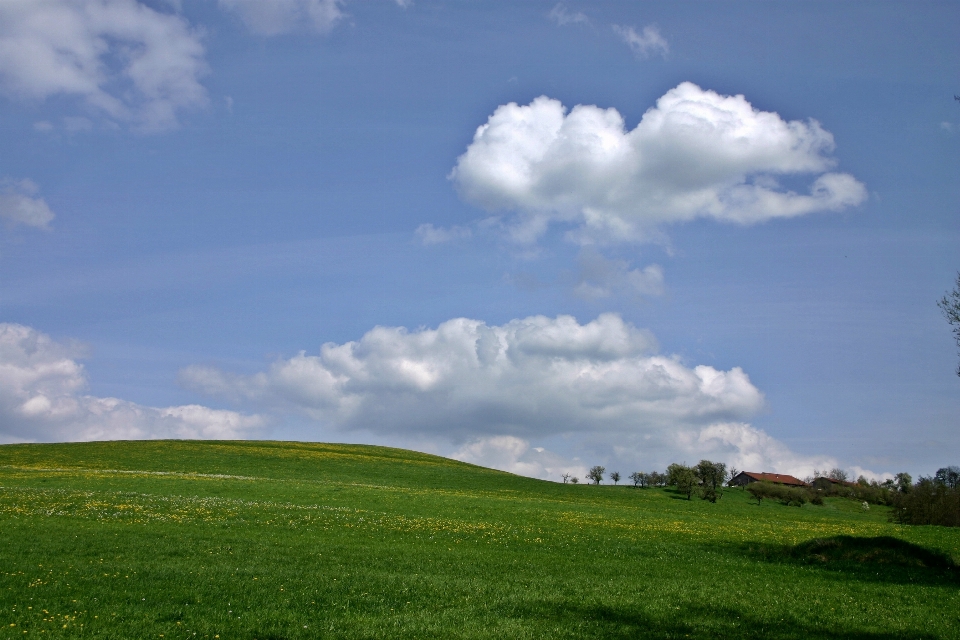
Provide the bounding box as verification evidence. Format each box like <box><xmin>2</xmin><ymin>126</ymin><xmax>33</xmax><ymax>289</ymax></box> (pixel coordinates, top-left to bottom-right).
<box><xmin>609</xmin><ymin>471</ymin><xmax>621</xmax><ymax>485</ymax></box>
<box><xmin>561</xmin><ymin>473</ymin><xmax>571</xmax><ymax>484</ymax></box>
<box><xmin>939</xmin><ymin>272</ymin><xmax>960</xmax><ymax>376</ymax></box>
<box><xmin>587</xmin><ymin>466</ymin><xmax>605</xmax><ymax>485</ymax></box>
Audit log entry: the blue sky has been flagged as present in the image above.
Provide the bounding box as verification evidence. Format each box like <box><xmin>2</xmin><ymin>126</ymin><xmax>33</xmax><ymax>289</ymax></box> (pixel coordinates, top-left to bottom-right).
<box><xmin>0</xmin><ymin>0</ymin><xmax>957</xmax><ymax>482</ymax></box>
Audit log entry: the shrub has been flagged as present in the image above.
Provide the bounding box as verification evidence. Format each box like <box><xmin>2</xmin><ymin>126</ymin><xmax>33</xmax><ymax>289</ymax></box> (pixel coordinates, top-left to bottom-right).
<box><xmin>746</xmin><ymin>482</ymin><xmax>808</xmax><ymax>507</ymax></box>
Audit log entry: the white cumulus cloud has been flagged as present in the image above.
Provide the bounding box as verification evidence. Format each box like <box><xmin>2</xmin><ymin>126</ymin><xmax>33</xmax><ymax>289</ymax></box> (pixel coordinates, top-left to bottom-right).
<box><xmin>0</xmin><ymin>0</ymin><xmax>208</xmax><ymax>131</ymax></box>
<box><xmin>181</xmin><ymin>313</ymin><xmax>763</xmax><ymax>439</ymax></box>
<box><xmin>450</xmin><ymin>82</ymin><xmax>867</xmax><ymax>244</ymax></box>
<box><xmin>0</xmin><ymin>179</ymin><xmax>54</xmax><ymax>229</ymax></box>
<box><xmin>612</xmin><ymin>24</ymin><xmax>668</xmax><ymax>59</ymax></box>
<box><xmin>452</xmin><ymin>435</ymin><xmax>588</xmax><ymax>481</ymax></box>
<box><xmin>0</xmin><ymin>323</ymin><xmax>263</xmax><ymax>443</ymax></box>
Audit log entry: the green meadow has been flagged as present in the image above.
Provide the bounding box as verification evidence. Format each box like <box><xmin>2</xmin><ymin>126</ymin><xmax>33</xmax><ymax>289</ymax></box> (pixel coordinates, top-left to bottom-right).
<box><xmin>0</xmin><ymin>441</ymin><xmax>957</xmax><ymax>639</ymax></box>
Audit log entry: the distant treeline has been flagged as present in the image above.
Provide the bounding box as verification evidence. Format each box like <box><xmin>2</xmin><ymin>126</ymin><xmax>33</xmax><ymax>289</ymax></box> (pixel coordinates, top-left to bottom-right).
<box><xmin>566</xmin><ymin>462</ymin><xmax>960</xmax><ymax>528</ymax></box>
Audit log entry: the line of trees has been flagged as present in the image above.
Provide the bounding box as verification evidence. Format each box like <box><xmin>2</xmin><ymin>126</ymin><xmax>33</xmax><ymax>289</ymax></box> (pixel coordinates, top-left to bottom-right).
<box><xmin>664</xmin><ymin>460</ymin><xmax>729</xmax><ymax>502</ymax></box>
<box><xmin>561</xmin><ymin>460</ymin><xmax>960</xmax><ymax>527</ymax></box>
<box><xmin>890</xmin><ymin>466</ymin><xmax>960</xmax><ymax>527</ymax></box>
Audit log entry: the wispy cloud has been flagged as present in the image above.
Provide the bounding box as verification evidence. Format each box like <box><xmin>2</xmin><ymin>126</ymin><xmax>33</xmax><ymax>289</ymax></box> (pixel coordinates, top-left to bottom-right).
<box><xmin>548</xmin><ymin>4</ymin><xmax>589</xmax><ymax>27</ymax></box>
<box><xmin>612</xmin><ymin>24</ymin><xmax>668</xmax><ymax>59</ymax></box>
<box><xmin>0</xmin><ymin>0</ymin><xmax>209</xmax><ymax>132</ymax></box>
<box><xmin>0</xmin><ymin>179</ymin><xmax>54</xmax><ymax>230</ymax></box>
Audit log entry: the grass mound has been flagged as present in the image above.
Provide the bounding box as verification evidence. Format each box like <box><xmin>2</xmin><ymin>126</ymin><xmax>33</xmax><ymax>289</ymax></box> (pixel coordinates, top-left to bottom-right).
<box><xmin>791</xmin><ymin>535</ymin><xmax>958</xmax><ymax>570</ymax></box>
<box><xmin>0</xmin><ymin>441</ymin><xmax>958</xmax><ymax>639</ymax></box>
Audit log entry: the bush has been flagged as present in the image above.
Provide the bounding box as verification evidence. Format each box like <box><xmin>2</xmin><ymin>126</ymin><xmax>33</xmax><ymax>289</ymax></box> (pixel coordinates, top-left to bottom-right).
<box><xmin>746</xmin><ymin>482</ymin><xmax>809</xmax><ymax>507</ymax></box>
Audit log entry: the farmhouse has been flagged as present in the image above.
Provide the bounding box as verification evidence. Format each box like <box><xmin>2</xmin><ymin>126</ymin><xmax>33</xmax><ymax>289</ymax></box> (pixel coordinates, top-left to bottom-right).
<box><xmin>728</xmin><ymin>471</ymin><xmax>808</xmax><ymax>487</ymax></box>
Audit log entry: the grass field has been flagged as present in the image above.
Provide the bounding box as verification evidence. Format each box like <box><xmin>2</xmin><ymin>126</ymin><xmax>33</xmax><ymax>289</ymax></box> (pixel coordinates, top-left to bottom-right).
<box><xmin>0</xmin><ymin>440</ymin><xmax>958</xmax><ymax>639</ymax></box>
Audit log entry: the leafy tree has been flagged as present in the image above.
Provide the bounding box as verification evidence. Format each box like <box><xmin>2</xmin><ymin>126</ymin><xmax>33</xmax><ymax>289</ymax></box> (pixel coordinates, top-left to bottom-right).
<box><xmin>895</xmin><ymin>472</ymin><xmax>912</xmax><ymax>493</ymax></box>
<box><xmin>629</xmin><ymin>471</ymin><xmax>644</xmax><ymax>488</ymax></box>
<box><xmin>827</xmin><ymin>468</ymin><xmax>848</xmax><ymax>483</ymax></box>
<box><xmin>667</xmin><ymin>463</ymin><xmax>697</xmax><ymax>500</ymax></box>
<box><xmin>570</xmin><ymin>476</ymin><xmax>579</xmax><ymax>484</ymax></box>
<box><xmin>935</xmin><ymin>466</ymin><xmax>960</xmax><ymax>489</ymax></box>
<box><xmin>938</xmin><ymin>272</ymin><xmax>960</xmax><ymax>376</ymax></box>
<box><xmin>695</xmin><ymin>459</ymin><xmax>728</xmax><ymax>503</ymax></box>
<box><xmin>746</xmin><ymin>482</ymin><xmax>767</xmax><ymax>505</ymax></box>
<box><xmin>587</xmin><ymin>466</ymin><xmax>605</xmax><ymax>485</ymax></box>
<box><xmin>609</xmin><ymin>471</ymin><xmax>621</xmax><ymax>485</ymax></box>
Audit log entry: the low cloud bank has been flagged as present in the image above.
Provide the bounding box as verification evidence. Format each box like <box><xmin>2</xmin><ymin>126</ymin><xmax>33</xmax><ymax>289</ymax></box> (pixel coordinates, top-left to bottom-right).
<box><xmin>181</xmin><ymin>313</ymin><xmax>764</xmax><ymax>438</ymax></box>
<box><xmin>0</xmin><ymin>323</ymin><xmax>262</xmax><ymax>443</ymax></box>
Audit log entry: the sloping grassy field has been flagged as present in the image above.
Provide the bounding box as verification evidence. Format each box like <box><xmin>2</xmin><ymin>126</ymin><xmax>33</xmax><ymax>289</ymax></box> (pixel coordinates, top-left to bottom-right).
<box><xmin>0</xmin><ymin>441</ymin><xmax>957</xmax><ymax>639</ymax></box>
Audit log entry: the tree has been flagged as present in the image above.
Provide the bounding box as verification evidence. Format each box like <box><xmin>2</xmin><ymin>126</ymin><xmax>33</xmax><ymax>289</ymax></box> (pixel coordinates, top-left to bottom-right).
<box><xmin>827</xmin><ymin>468</ymin><xmax>848</xmax><ymax>483</ymax></box>
<box><xmin>894</xmin><ymin>472</ymin><xmax>912</xmax><ymax>493</ymax></box>
<box><xmin>561</xmin><ymin>473</ymin><xmax>571</xmax><ymax>484</ymax></box>
<box><xmin>695</xmin><ymin>459</ymin><xmax>728</xmax><ymax>503</ymax></box>
<box><xmin>609</xmin><ymin>471</ymin><xmax>621</xmax><ymax>485</ymax></box>
<box><xmin>935</xmin><ymin>466</ymin><xmax>960</xmax><ymax>489</ymax></box>
<box><xmin>667</xmin><ymin>463</ymin><xmax>697</xmax><ymax>500</ymax></box>
<box><xmin>939</xmin><ymin>272</ymin><xmax>960</xmax><ymax>376</ymax></box>
<box><xmin>629</xmin><ymin>471</ymin><xmax>644</xmax><ymax>488</ymax></box>
<box><xmin>570</xmin><ymin>476</ymin><xmax>579</xmax><ymax>484</ymax></box>
<box><xmin>587</xmin><ymin>466</ymin><xmax>605</xmax><ymax>485</ymax></box>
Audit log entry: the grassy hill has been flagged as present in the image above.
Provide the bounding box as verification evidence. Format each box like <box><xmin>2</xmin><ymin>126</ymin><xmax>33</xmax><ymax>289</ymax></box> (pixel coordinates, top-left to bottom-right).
<box><xmin>0</xmin><ymin>441</ymin><xmax>957</xmax><ymax>639</ymax></box>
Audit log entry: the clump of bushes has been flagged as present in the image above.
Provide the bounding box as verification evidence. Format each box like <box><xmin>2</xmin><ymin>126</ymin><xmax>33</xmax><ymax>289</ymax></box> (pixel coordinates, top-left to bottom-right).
<box><xmin>890</xmin><ymin>477</ymin><xmax>960</xmax><ymax>527</ymax></box>
<box><xmin>746</xmin><ymin>481</ymin><xmax>809</xmax><ymax>507</ymax></box>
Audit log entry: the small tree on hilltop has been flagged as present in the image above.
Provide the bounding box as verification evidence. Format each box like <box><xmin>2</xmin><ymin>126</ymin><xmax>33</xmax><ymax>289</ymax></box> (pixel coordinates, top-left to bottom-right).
<box><xmin>587</xmin><ymin>466</ymin><xmax>605</xmax><ymax>485</ymax></box>
<box><xmin>667</xmin><ymin>463</ymin><xmax>697</xmax><ymax>500</ymax></box>
<box><xmin>570</xmin><ymin>476</ymin><xmax>579</xmax><ymax>484</ymax></box>
<box><xmin>561</xmin><ymin>473</ymin><xmax>571</xmax><ymax>484</ymax></box>
<box><xmin>609</xmin><ymin>471</ymin><xmax>621</xmax><ymax>485</ymax></box>
<box><xmin>695</xmin><ymin>459</ymin><xmax>728</xmax><ymax>503</ymax></box>
<box><xmin>629</xmin><ymin>471</ymin><xmax>644</xmax><ymax>488</ymax></box>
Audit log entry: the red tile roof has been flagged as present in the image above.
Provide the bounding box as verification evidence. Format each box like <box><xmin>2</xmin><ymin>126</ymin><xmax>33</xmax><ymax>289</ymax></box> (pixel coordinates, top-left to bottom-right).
<box><xmin>740</xmin><ymin>472</ymin><xmax>808</xmax><ymax>487</ymax></box>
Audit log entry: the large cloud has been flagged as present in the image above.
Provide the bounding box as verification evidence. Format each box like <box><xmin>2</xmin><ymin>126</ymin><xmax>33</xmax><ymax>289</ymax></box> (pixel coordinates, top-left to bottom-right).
<box><xmin>0</xmin><ymin>0</ymin><xmax>208</xmax><ymax>131</ymax></box>
<box><xmin>450</xmin><ymin>82</ymin><xmax>867</xmax><ymax>243</ymax></box>
<box><xmin>0</xmin><ymin>323</ymin><xmax>263</xmax><ymax>443</ymax></box>
<box><xmin>181</xmin><ymin>313</ymin><xmax>764</xmax><ymax>438</ymax></box>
